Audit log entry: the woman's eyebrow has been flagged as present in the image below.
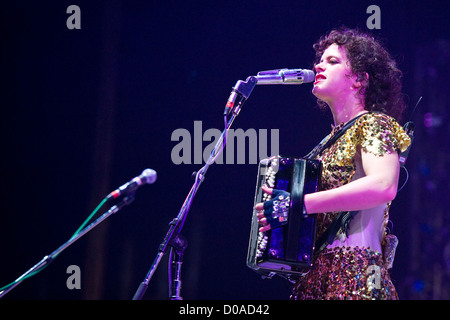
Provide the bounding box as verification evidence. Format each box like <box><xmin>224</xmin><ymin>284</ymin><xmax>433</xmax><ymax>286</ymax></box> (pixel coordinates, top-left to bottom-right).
<box><xmin>320</xmin><ymin>55</ymin><xmax>340</xmax><ymax>63</ymax></box>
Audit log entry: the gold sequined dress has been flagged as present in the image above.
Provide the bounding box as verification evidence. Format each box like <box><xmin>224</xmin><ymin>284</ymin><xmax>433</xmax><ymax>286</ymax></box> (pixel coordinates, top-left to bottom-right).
<box><xmin>290</xmin><ymin>112</ymin><xmax>411</xmax><ymax>300</ymax></box>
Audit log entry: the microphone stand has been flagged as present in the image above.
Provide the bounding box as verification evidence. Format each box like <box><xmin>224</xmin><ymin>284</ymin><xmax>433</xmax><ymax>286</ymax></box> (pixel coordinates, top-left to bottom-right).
<box><xmin>168</xmin><ymin>234</ymin><xmax>187</xmax><ymax>300</ymax></box>
<box><xmin>0</xmin><ymin>195</ymin><xmax>136</xmax><ymax>299</ymax></box>
<box><xmin>132</xmin><ymin>76</ymin><xmax>257</xmax><ymax>300</ymax></box>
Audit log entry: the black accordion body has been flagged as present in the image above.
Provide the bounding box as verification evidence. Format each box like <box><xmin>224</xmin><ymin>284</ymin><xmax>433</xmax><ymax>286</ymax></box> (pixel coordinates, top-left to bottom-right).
<box><xmin>246</xmin><ymin>156</ymin><xmax>321</xmax><ymax>279</ymax></box>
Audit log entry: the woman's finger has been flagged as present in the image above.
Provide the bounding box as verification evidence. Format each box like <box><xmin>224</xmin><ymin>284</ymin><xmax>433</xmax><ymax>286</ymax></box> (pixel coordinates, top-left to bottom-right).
<box><xmin>255</xmin><ymin>202</ymin><xmax>264</xmax><ymax>211</ymax></box>
<box><xmin>261</xmin><ymin>185</ymin><xmax>273</xmax><ymax>195</ymax></box>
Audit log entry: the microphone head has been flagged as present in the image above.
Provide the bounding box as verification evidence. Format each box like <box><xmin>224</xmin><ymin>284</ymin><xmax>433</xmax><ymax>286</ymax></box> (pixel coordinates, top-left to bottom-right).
<box><xmin>281</xmin><ymin>69</ymin><xmax>315</xmax><ymax>83</ymax></box>
<box><xmin>256</xmin><ymin>68</ymin><xmax>315</xmax><ymax>84</ymax></box>
<box><xmin>302</xmin><ymin>69</ymin><xmax>315</xmax><ymax>83</ymax></box>
<box><xmin>140</xmin><ymin>168</ymin><xmax>157</xmax><ymax>184</ymax></box>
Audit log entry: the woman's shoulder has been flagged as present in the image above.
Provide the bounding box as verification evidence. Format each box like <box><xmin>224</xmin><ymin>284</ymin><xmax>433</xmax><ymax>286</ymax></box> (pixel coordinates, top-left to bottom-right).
<box><xmin>350</xmin><ymin>112</ymin><xmax>411</xmax><ymax>155</ymax></box>
<box><xmin>356</xmin><ymin>112</ymin><xmax>399</xmax><ymax>127</ymax></box>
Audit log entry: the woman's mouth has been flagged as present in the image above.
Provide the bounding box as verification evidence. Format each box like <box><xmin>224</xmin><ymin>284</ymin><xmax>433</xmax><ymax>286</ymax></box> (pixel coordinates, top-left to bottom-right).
<box><xmin>314</xmin><ymin>74</ymin><xmax>326</xmax><ymax>85</ymax></box>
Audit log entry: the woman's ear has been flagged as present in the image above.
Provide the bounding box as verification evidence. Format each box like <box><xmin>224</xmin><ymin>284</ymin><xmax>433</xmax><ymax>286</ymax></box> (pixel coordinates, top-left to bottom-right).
<box><xmin>353</xmin><ymin>72</ymin><xmax>369</xmax><ymax>89</ymax></box>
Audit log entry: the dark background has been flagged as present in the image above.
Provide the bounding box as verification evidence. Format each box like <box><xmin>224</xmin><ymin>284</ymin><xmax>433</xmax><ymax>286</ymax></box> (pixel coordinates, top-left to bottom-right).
<box><xmin>1</xmin><ymin>1</ymin><xmax>449</xmax><ymax>300</ymax></box>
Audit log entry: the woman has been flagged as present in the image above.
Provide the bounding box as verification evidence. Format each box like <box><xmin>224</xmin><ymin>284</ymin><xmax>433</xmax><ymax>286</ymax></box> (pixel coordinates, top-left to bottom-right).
<box><xmin>255</xmin><ymin>27</ymin><xmax>411</xmax><ymax>300</ymax></box>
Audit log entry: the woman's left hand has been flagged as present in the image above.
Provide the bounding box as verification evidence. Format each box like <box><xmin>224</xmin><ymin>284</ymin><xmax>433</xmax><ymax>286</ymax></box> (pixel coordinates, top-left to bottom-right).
<box><xmin>254</xmin><ymin>186</ymin><xmax>290</xmax><ymax>232</ymax></box>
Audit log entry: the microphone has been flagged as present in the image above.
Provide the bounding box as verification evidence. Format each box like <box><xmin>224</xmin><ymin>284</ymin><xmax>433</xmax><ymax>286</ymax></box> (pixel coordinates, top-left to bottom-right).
<box><xmin>106</xmin><ymin>169</ymin><xmax>157</xmax><ymax>200</ymax></box>
<box><xmin>399</xmin><ymin>96</ymin><xmax>421</xmax><ymax>167</ymax></box>
<box><xmin>399</xmin><ymin>121</ymin><xmax>415</xmax><ymax>167</ymax></box>
<box><xmin>223</xmin><ymin>68</ymin><xmax>314</xmax><ymax>115</ymax></box>
<box><xmin>255</xmin><ymin>68</ymin><xmax>315</xmax><ymax>85</ymax></box>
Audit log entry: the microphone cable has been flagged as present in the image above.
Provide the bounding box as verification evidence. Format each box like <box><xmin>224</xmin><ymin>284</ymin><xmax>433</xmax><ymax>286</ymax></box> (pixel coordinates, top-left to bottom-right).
<box><xmin>0</xmin><ymin>196</ymin><xmax>109</xmax><ymax>294</ymax></box>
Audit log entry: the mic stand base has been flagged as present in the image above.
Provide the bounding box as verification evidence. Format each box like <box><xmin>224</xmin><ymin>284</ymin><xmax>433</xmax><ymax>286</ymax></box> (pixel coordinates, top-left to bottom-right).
<box><xmin>168</xmin><ymin>234</ymin><xmax>187</xmax><ymax>300</ymax></box>
<box><xmin>131</xmin><ymin>221</ymin><xmax>188</xmax><ymax>300</ymax></box>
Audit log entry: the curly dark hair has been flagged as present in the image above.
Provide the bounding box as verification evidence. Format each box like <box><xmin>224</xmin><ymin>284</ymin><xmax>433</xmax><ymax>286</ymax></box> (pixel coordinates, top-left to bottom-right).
<box><xmin>313</xmin><ymin>27</ymin><xmax>406</xmax><ymax>121</ymax></box>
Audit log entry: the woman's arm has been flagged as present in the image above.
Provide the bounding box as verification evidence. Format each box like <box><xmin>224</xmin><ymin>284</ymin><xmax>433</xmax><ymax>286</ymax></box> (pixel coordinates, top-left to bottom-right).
<box><xmin>304</xmin><ymin>149</ymin><xmax>400</xmax><ymax>214</ymax></box>
<box><xmin>256</xmin><ymin>149</ymin><xmax>400</xmax><ymax>232</ymax></box>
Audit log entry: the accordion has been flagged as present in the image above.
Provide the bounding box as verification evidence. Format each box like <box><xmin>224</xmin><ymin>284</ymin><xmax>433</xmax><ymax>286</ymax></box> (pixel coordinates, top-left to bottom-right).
<box><xmin>246</xmin><ymin>156</ymin><xmax>321</xmax><ymax>279</ymax></box>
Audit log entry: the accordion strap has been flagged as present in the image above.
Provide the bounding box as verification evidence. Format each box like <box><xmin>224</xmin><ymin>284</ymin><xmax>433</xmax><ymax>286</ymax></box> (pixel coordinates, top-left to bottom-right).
<box><xmin>305</xmin><ymin>113</ymin><xmax>367</xmax><ymax>253</ymax></box>
<box><xmin>315</xmin><ymin>210</ymin><xmax>357</xmax><ymax>253</ymax></box>
<box><xmin>305</xmin><ymin>112</ymin><xmax>367</xmax><ymax>159</ymax></box>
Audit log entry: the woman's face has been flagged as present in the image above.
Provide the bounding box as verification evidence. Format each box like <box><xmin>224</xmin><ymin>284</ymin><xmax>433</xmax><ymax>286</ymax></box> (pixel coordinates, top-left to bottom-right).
<box><xmin>312</xmin><ymin>43</ymin><xmax>359</xmax><ymax>105</ymax></box>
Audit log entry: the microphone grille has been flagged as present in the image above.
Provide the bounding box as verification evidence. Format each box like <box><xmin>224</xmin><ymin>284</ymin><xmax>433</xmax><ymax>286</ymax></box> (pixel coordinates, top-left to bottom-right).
<box><xmin>302</xmin><ymin>69</ymin><xmax>315</xmax><ymax>83</ymax></box>
<box><xmin>140</xmin><ymin>168</ymin><xmax>157</xmax><ymax>184</ymax></box>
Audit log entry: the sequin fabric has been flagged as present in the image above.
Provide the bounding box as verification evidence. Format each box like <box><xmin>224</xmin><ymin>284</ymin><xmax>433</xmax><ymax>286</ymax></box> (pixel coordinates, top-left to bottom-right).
<box><xmin>315</xmin><ymin>112</ymin><xmax>411</xmax><ymax>243</ymax></box>
<box><xmin>290</xmin><ymin>246</ymin><xmax>398</xmax><ymax>300</ymax></box>
<box><xmin>290</xmin><ymin>112</ymin><xmax>410</xmax><ymax>300</ymax></box>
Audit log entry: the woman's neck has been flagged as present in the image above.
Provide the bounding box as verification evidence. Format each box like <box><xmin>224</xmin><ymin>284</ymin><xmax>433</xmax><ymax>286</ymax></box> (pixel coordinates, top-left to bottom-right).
<box><xmin>329</xmin><ymin>95</ymin><xmax>367</xmax><ymax>125</ymax></box>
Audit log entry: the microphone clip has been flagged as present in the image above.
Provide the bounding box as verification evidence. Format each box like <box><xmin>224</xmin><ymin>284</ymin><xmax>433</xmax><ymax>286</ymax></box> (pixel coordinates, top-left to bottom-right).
<box><xmin>223</xmin><ymin>76</ymin><xmax>257</xmax><ymax>116</ymax></box>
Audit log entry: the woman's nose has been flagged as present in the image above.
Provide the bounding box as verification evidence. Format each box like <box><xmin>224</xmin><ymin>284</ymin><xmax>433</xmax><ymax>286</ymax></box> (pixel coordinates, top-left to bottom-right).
<box><xmin>315</xmin><ymin>63</ymin><xmax>325</xmax><ymax>73</ymax></box>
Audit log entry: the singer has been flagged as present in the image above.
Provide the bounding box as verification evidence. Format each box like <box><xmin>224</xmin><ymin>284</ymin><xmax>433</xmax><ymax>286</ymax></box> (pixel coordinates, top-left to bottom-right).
<box><xmin>255</xmin><ymin>27</ymin><xmax>411</xmax><ymax>300</ymax></box>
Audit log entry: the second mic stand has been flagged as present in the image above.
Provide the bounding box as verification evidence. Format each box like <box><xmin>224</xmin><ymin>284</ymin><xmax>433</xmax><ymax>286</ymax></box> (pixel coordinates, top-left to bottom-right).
<box><xmin>132</xmin><ymin>76</ymin><xmax>257</xmax><ymax>300</ymax></box>
<box><xmin>0</xmin><ymin>194</ymin><xmax>135</xmax><ymax>299</ymax></box>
